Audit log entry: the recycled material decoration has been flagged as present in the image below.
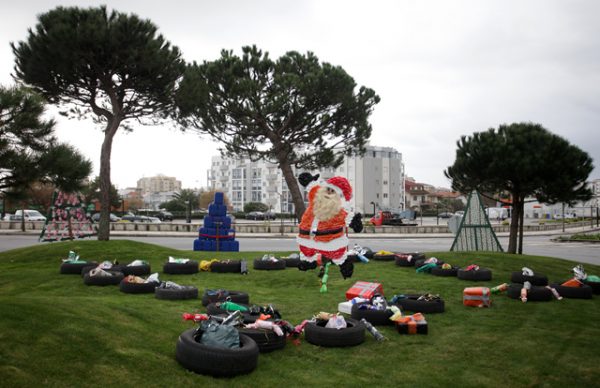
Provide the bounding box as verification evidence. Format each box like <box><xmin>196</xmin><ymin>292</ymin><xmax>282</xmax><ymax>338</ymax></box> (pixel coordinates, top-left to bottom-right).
<box><xmin>450</xmin><ymin>190</ymin><xmax>503</xmax><ymax>252</ymax></box>
<box><xmin>39</xmin><ymin>191</ymin><xmax>96</xmax><ymax>242</ymax></box>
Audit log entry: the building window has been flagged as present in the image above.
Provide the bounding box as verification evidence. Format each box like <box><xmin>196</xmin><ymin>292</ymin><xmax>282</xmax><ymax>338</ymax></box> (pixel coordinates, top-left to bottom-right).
<box><xmin>383</xmin><ymin>180</ymin><xmax>388</xmax><ymax>185</ymax></box>
<box><xmin>376</xmin><ymin>193</ymin><xmax>379</xmax><ymax>199</ymax></box>
<box><xmin>372</xmin><ymin>151</ymin><xmax>376</xmax><ymax>157</ymax></box>
<box><xmin>383</xmin><ymin>193</ymin><xmax>388</xmax><ymax>198</ymax></box>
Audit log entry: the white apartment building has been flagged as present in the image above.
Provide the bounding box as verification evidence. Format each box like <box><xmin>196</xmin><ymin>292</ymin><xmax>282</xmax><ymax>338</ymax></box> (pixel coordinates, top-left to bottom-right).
<box><xmin>208</xmin><ymin>145</ymin><xmax>405</xmax><ymax>214</ymax></box>
<box><xmin>137</xmin><ymin>175</ymin><xmax>182</xmax><ymax>194</ymax></box>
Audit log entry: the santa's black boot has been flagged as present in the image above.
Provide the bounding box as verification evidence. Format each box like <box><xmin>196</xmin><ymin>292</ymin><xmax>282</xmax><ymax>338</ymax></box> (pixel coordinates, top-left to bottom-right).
<box><xmin>339</xmin><ymin>260</ymin><xmax>354</xmax><ymax>279</ymax></box>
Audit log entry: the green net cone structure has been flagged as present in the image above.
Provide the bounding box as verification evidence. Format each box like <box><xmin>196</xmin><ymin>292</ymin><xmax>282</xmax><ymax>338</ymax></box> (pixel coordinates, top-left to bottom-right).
<box><xmin>450</xmin><ymin>190</ymin><xmax>503</xmax><ymax>252</ymax></box>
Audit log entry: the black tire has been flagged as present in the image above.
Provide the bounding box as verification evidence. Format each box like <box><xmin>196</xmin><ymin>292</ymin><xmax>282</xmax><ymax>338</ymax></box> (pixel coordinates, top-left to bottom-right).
<box><xmin>304</xmin><ymin>317</ymin><xmax>365</xmax><ymax>347</ymax></box>
<box><xmin>119</xmin><ymin>279</ymin><xmax>158</xmax><ymax>294</ymax></box>
<box><xmin>431</xmin><ymin>266</ymin><xmax>458</xmax><ymax>277</ymax></box>
<box><xmin>550</xmin><ymin>282</ymin><xmax>593</xmax><ymax>299</ymax></box>
<box><xmin>362</xmin><ymin>248</ymin><xmax>374</xmax><ymax>259</ymax></box>
<box><xmin>155</xmin><ymin>286</ymin><xmax>198</xmax><ymax>300</ymax></box>
<box><xmin>201</xmin><ymin>290</ymin><xmax>250</xmax><ymax>307</ymax></box>
<box><xmin>507</xmin><ymin>283</ymin><xmax>553</xmax><ymax>301</ymax></box>
<box><xmin>237</xmin><ymin>327</ymin><xmax>287</xmax><ymax>353</ymax></box>
<box><xmin>457</xmin><ymin>268</ymin><xmax>492</xmax><ymax>281</ymax></box>
<box><xmin>393</xmin><ymin>295</ymin><xmax>445</xmax><ymax>314</ymax></box>
<box><xmin>206</xmin><ymin>303</ymin><xmax>259</xmax><ymax>323</ymax></box>
<box><xmin>395</xmin><ymin>254</ymin><xmax>416</xmax><ymax>267</ymax></box>
<box><xmin>210</xmin><ymin>261</ymin><xmax>242</xmax><ymax>273</ymax></box>
<box><xmin>415</xmin><ymin>259</ymin><xmax>445</xmax><ymax>269</ymax></box>
<box><xmin>253</xmin><ymin>259</ymin><xmax>286</xmax><ymax>270</ymax></box>
<box><xmin>372</xmin><ymin>253</ymin><xmax>396</xmax><ymax>261</ymax></box>
<box><xmin>81</xmin><ymin>265</ymin><xmax>125</xmax><ymax>277</ymax></box>
<box><xmin>122</xmin><ymin>264</ymin><xmax>151</xmax><ymax>276</ymax></box>
<box><xmin>510</xmin><ymin>272</ymin><xmax>548</xmax><ymax>286</ymax></box>
<box><xmin>163</xmin><ymin>261</ymin><xmax>198</xmax><ymax>275</ymax></box>
<box><xmin>283</xmin><ymin>258</ymin><xmax>301</xmax><ymax>268</ymax></box>
<box><xmin>60</xmin><ymin>261</ymin><xmax>97</xmax><ymax>275</ymax></box>
<box><xmin>175</xmin><ymin>329</ymin><xmax>259</xmax><ymax>377</ymax></box>
<box><xmin>350</xmin><ymin>303</ymin><xmax>394</xmax><ymax>326</ymax></box>
<box><xmin>83</xmin><ymin>271</ymin><xmax>124</xmax><ymax>286</ymax></box>
<box><xmin>406</xmin><ymin>252</ymin><xmax>425</xmax><ymax>262</ymax></box>
<box><xmin>583</xmin><ymin>279</ymin><xmax>600</xmax><ymax>295</ymax></box>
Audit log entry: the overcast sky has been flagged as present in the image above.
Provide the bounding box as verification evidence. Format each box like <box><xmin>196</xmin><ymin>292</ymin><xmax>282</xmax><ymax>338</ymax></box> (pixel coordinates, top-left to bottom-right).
<box><xmin>2</xmin><ymin>0</ymin><xmax>599</xmax><ymax>190</ymax></box>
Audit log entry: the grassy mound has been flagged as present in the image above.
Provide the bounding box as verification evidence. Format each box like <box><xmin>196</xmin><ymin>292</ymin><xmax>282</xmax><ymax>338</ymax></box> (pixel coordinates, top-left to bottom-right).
<box><xmin>1</xmin><ymin>240</ymin><xmax>599</xmax><ymax>387</ymax></box>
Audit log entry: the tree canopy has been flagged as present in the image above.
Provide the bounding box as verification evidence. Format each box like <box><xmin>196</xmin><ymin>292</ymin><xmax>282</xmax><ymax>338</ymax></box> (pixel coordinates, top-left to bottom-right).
<box><xmin>12</xmin><ymin>5</ymin><xmax>184</xmax><ymax>240</ymax></box>
<box><xmin>445</xmin><ymin>122</ymin><xmax>593</xmax><ymax>254</ymax></box>
<box><xmin>176</xmin><ymin>45</ymin><xmax>379</xmax><ymax>219</ymax></box>
<box><xmin>1</xmin><ymin>85</ymin><xmax>91</xmax><ymax>196</ymax></box>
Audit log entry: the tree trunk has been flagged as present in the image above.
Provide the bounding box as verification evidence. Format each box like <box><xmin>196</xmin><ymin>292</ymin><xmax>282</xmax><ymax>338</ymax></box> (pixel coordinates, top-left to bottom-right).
<box><xmin>507</xmin><ymin>193</ymin><xmax>520</xmax><ymax>254</ymax></box>
<box><xmin>518</xmin><ymin>197</ymin><xmax>525</xmax><ymax>254</ymax></box>
<box><xmin>278</xmin><ymin>159</ymin><xmax>306</xmax><ymax>221</ymax></box>
<box><xmin>97</xmin><ymin>118</ymin><xmax>121</xmax><ymax>241</ymax></box>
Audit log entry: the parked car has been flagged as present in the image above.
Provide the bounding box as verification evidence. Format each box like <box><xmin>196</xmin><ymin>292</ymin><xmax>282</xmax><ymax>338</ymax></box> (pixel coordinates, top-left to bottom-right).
<box><xmin>246</xmin><ymin>211</ymin><xmax>265</xmax><ymax>220</ymax></box>
<box><xmin>454</xmin><ymin>211</ymin><xmax>465</xmax><ymax>217</ymax></box>
<box><xmin>121</xmin><ymin>215</ymin><xmax>153</xmax><ymax>223</ymax></box>
<box><xmin>263</xmin><ymin>211</ymin><xmax>276</xmax><ymax>220</ymax></box>
<box><xmin>157</xmin><ymin>211</ymin><xmax>173</xmax><ymax>221</ymax></box>
<box><xmin>3</xmin><ymin>214</ymin><xmax>18</xmax><ymax>221</ymax></box>
<box><xmin>147</xmin><ymin>216</ymin><xmax>162</xmax><ymax>223</ymax></box>
<box><xmin>14</xmin><ymin>209</ymin><xmax>46</xmax><ymax>221</ymax></box>
<box><xmin>370</xmin><ymin>211</ymin><xmax>418</xmax><ymax>226</ymax></box>
<box><xmin>438</xmin><ymin>212</ymin><xmax>454</xmax><ymax>218</ymax></box>
<box><xmin>91</xmin><ymin>213</ymin><xmax>121</xmax><ymax>223</ymax></box>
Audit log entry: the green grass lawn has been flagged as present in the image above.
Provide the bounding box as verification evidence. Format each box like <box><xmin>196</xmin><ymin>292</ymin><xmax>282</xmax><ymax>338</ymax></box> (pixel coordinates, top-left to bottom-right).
<box><xmin>1</xmin><ymin>240</ymin><xmax>599</xmax><ymax>387</ymax></box>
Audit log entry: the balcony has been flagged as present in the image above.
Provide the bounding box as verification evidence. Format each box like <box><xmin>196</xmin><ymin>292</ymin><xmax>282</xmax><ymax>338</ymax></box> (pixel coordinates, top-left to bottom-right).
<box><xmin>266</xmin><ymin>174</ymin><xmax>278</xmax><ymax>181</ymax></box>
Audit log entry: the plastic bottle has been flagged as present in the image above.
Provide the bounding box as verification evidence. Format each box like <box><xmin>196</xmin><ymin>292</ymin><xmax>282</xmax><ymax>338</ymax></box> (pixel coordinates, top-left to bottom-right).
<box><xmin>360</xmin><ymin>318</ymin><xmax>385</xmax><ymax>341</ymax></box>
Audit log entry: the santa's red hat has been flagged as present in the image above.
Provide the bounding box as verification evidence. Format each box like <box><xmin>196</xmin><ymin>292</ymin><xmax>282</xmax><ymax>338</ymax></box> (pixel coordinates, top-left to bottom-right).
<box><xmin>324</xmin><ymin>176</ymin><xmax>352</xmax><ymax>202</ymax></box>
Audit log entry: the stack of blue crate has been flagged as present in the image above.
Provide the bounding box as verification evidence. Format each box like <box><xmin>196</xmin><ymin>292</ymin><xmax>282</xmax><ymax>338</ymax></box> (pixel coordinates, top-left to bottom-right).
<box><xmin>193</xmin><ymin>192</ymin><xmax>239</xmax><ymax>251</ymax></box>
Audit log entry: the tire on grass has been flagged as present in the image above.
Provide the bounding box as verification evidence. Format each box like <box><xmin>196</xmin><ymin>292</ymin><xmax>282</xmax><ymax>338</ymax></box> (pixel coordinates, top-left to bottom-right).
<box><xmin>506</xmin><ymin>283</ymin><xmax>553</xmax><ymax>301</ymax></box>
<box><xmin>253</xmin><ymin>259</ymin><xmax>286</xmax><ymax>270</ymax></box>
<box><xmin>550</xmin><ymin>283</ymin><xmax>593</xmax><ymax>299</ymax></box>
<box><xmin>431</xmin><ymin>266</ymin><xmax>458</xmax><ymax>277</ymax></box>
<box><xmin>304</xmin><ymin>317</ymin><xmax>365</xmax><ymax>347</ymax></box>
<box><xmin>457</xmin><ymin>268</ymin><xmax>492</xmax><ymax>281</ymax></box>
<box><xmin>415</xmin><ymin>258</ymin><xmax>445</xmax><ymax>269</ymax></box>
<box><xmin>59</xmin><ymin>261</ymin><xmax>97</xmax><ymax>275</ymax></box>
<box><xmin>155</xmin><ymin>286</ymin><xmax>198</xmax><ymax>300</ymax></box>
<box><xmin>175</xmin><ymin>329</ymin><xmax>259</xmax><ymax>377</ymax></box>
<box><xmin>350</xmin><ymin>303</ymin><xmax>394</xmax><ymax>326</ymax></box>
<box><xmin>81</xmin><ymin>265</ymin><xmax>125</xmax><ymax>277</ymax></box>
<box><xmin>394</xmin><ymin>254</ymin><xmax>416</xmax><ymax>267</ymax></box>
<box><xmin>236</xmin><ymin>327</ymin><xmax>287</xmax><ymax>353</ymax></box>
<box><xmin>210</xmin><ymin>261</ymin><xmax>242</xmax><ymax>273</ymax></box>
<box><xmin>510</xmin><ymin>272</ymin><xmax>548</xmax><ymax>286</ymax></box>
<box><xmin>201</xmin><ymin>290</ymin><xmax>250</xmax><ymax>307</ymax></box>
<box><xmin>393</xmin><ymin>295</ymin><xmax>445</xmax><ymax>314</ymax></box>
<box><xmin>119</xmin><ymin>279</ymin><xmax>158</xmax><ymax>294</ymax></box>
<box><xmin>283</xmin><ymin>258</ymin><xmax>301</xmax><ymax>268</ymax></box>
<box><xmin>372</xmin><ymin>253</ymin><xmax>396</xmax><ymax>261</ymax></box>
<box><xmin>163</xmin><ymin>261</ymin><xmax>198</xmax><ymax>275</ymax></box>
<box><xmin>583</xmin><ymin>279</ymin><xmax>600</xmax><ymax>295</ymax></box>
<box><xmin>83</xmin><ymin>271</ymin><xmax>124</xmax><ymax>286</ymax></box>
<box><xmin>122</xmin><ymin>264</ymin><xmax>151</xmax><ymax>276</ymax></box>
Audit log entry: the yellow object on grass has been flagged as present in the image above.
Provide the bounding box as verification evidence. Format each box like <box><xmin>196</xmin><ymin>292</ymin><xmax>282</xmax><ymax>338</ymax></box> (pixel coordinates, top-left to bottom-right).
<box><xmin>199</xmin><ymin>259</ymin><xmax>219</xmax><ymax>271</ymax></box>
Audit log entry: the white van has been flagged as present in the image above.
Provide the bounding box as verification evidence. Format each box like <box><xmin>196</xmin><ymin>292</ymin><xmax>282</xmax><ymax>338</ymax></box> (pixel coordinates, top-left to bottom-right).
<box><xmin>485</xmin><ymin>207</ymin><xmax>508</xmax><ymax>220</ymax></box>
<box><xmin>14</xmin><ymin>209</ymin><xmax>47</xmax><ymax>221</ymax></box>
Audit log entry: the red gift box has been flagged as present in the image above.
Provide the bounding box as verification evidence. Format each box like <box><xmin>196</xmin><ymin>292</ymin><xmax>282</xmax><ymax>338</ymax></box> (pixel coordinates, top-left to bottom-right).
<box><xmin>345</xmin><ymin>281</ymin><xmax>383</xmax><ymax>300</ymax></box>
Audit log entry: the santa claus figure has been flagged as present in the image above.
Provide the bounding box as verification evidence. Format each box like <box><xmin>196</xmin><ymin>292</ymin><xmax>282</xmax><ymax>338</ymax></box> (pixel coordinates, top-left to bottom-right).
<box><xmin>296</xmin><ymin>172</ymin><xmax>363</xmax><ymax>278</ymax></box>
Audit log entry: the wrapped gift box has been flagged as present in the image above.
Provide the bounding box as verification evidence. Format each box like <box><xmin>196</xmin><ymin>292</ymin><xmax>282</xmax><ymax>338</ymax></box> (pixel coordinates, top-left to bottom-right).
<box><xmin>345</xmin><ymin>281</ymin><xmax>384</xmax><ymax>300</ymax></box>
<box><xmin>463</xmin><ymin>287</ymin><xmax>491</xmax><ymax>307</ymax></box>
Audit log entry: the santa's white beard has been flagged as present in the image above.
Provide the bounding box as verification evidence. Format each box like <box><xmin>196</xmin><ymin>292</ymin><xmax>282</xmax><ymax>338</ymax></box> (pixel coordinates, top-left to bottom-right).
<box><xmin>313</xmin><ymin>187</ymin><xmax>342</xmax><ymax>221</ymax></box>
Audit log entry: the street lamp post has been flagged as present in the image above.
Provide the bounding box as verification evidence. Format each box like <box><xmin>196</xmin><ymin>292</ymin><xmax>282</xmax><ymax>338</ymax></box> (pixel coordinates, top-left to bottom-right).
<box><xmin>370</xmin><ymin>201</ymin><xmax>376</xmax><ymax>216</ymax></box>
<box><xmin>186</xmin><ymin>200</ymin><xmax>191</xmax><ymax>224</ymax></box>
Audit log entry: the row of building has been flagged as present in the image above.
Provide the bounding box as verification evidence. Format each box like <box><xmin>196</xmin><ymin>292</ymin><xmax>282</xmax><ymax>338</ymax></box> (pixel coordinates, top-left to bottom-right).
<box><xmin>120</xmin><ymin>146</ymin><xmax>600</xmax><ymax>219</ymax></box>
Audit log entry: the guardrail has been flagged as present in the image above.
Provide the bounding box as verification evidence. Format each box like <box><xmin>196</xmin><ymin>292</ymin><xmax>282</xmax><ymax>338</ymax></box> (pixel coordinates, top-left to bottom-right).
<box><xmin>0</xmin><ymin>220</ymin><xmax>592</xmax><ymax>234</ymax></box>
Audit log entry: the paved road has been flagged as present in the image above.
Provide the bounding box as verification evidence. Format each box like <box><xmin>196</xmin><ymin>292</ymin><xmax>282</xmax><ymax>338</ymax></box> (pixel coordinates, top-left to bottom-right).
<box><xmin>1</xmin><ymin>234</ymin><xmax>598</xmax><ymax>265</ymax></box>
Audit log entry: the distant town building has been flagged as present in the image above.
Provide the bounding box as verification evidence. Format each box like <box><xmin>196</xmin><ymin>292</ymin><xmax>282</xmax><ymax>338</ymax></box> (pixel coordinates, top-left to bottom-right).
<box><xmin>207</xmin><ymin>145</ymin><xmax>406</xmax><ymax>214</ymax></box>
<box><xmin>137</xmin><ymin>175</ymin><xmax>182</xmax><ymax>194</ymax></box>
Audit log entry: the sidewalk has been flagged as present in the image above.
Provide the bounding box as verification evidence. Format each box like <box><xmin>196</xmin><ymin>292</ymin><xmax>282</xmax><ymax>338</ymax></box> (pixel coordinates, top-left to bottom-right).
<box><xmin>2</xmin><ymin>224</ymin><xmax>599</xmax><ymax>239</ymax></box>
